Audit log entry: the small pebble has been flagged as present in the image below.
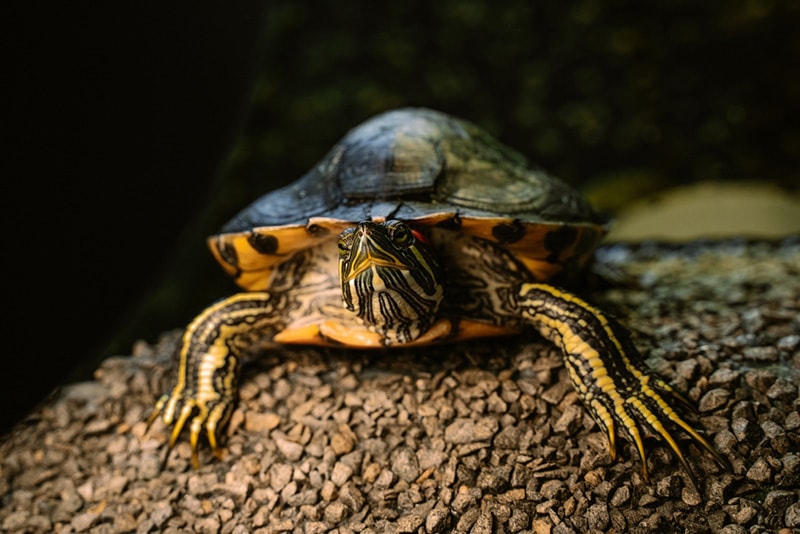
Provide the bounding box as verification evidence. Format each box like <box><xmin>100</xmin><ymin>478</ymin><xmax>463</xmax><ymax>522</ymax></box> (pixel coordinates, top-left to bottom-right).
<box><xmin>733</xmin><ymin>503</ymin><xmax>758</xmax><ymax>525</ymax></box>
<box><xmin>709</xmin><ymin>368</ymin><xmax>741</xmax><ymax>386</ymax></box>
<box><xmin>244</xmin><ymin>412</ymin><xmax>281</xmax><ymax>432</ymax></box>
<box><xmin>331</xmin><ymin>461</ymin><xmax>354</xmax><ymax>487</ymax></box>
<box><xmin>2</xmin><ymin>512</ymin><xmax>26</xmax><ymax>531</ymax></box>
<box><xmin>681</xmin><ymin>486</ymin><xmax>702</xmax><ymax>506</ymax></box>
<box><xmin>539</xmin><ymin>479</ymin><xmax>567</xmax><ymax>500</ymax></box>
<box><xmin>331</xmin><ymin>429</ymin><xmax>356</xmax><ymax>455</ymax></box>
<box><xmin>70</xmin><ymin>511</ymin><xmax>99</xmax><ymax>532</ymax></box>
<box><xmin>785</xmin><ymin>502</ymin><xmax>800</xmax><ymax>528</ymax></box>
<box><xmin>745</xmin><ymin>369</ymin><xmax>777</xmax><ymax>392</ymax></box>
<box><xmin>396</xmin><ymin>511</ymin><xmax>426</xmax><ymax>533</ymax></box>
<box><xmin>610</xmin><ymin>485</ymin><xmax>631</xmax><ymax>506</ymax></box>
<box><xmin>150</xmin><ymin>502</ymin><xmax>173</xmax><ymax>528</ymax></box>
<box><xmin>732</xmin><ymin>417</ymin><xmax>763</xmax><ymax>445</ymax></box>
<box><xmin>532</xmin><ymin>518</ymin><xmax>553</xmax><ymax>534</ymax></box>
<box><xmin>746</xmin><ymin>457</ymin><xmax>773</xmax><ymax>484</ymax></box>
<box><xmin>552</xmin><ymin>404</ymin><xmax>583</xmax><ymax>434</ymax></box>
<box><xmin>269</xmin><ymin>463</ymin><xmax>293</xmax><ymax>492</ymax></box>
<box><xmin>767</xmin><ymin>379</ymin><xmax>797</xmax><ymax>403</ymax></box>
<box><xmin>742</xmin><ymin>346</ymin><xmax>778</xmax><ymax>363</ymax></box>
<box><xmin>444</xmin><ymin>417</ymin><xmax>499</xmax><ymax>444</ymax></box>
<box><xmin>391</xmin><ymin>446</ymin><xmax>420</xmax><ymax>483</ymax></box>
<box><xmin>273</xmin><ymin>434</ymin><xmax>304</xmax><ymax>461</ymax></box>
<box><xmin>324</xmin><ymin>501</ymin><xmax>347</xmax><ymax>523</ymax></box>
<box><xmin>699</xmin><ymin>388</ymin><xmax>730</xmax><ymax>412</ymax></box>
<box><xmin>426</xmin><ymin>507</ymin><xmax>450</xmax><ymax>533</ymax></box>
<box><xmin>586</xmin><ymin>502</ymin><xmax>610</xmax><ymax>531</ymax></box>
<box><xmin>761</xmin><ymin>490</ymin><xmax>797</xmax><ymax>529</ymax></box>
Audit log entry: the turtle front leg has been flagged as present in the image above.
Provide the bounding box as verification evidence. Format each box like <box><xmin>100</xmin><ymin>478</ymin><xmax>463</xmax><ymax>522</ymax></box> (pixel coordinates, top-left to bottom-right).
<box><xmin>517</xmin><ymin>283</ymin><xmax>730</xmax><ymax>486</ymax></box>
<box><xmin>147</xmin><ymin>292</ymin><xmax>284</xmax><ymax>469</ymax></box>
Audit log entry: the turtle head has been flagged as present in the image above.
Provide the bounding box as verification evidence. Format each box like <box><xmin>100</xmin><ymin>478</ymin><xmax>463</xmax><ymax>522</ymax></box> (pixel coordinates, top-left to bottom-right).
<box><xmin>338</xmin><ymin>220</ymin><xmax>445</xmax><ymax>345</ymax></box>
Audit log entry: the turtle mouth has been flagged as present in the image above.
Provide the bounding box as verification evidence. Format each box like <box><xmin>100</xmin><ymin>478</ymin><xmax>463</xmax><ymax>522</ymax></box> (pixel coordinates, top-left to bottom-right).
<box><xmin>342</xmin><ymin>257</ymin><xmax>407</xmax><ymax>283</ymax></box>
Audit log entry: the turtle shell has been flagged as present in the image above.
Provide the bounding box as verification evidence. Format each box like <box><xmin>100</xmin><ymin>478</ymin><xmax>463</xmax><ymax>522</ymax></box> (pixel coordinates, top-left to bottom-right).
<box><xmin>211</xmin><ymin>108</ymin><xmax>607</xmax><ymax>291</ymax></box>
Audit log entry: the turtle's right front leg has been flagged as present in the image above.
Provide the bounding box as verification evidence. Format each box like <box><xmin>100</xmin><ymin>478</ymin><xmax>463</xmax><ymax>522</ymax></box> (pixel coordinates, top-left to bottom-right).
<box><xmin>147</xmin><ymin>292</ymin><xmax>285</xmax><ymax>469</ymax></box>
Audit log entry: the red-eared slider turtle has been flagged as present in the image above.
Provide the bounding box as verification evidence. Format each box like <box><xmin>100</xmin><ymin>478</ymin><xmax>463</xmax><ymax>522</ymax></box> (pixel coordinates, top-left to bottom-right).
<box><xmin>148</xmin><ymin>108</ymin><xmax>728</xmax><ymax>486</ymax></box>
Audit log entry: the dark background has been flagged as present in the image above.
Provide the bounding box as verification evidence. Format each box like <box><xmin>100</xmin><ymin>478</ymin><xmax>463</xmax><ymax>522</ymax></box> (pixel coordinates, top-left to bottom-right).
<box><xmin>4</xmin><ymin>1</ymin><xmax>798</xmax><ymax>433</ymax></box>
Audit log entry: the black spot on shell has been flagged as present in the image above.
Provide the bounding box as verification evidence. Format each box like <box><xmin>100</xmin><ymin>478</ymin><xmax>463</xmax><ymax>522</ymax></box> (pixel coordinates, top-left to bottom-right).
<box><xmin>306</xmin><ymin>224</ymin><xmax>330</xmax><ymax>238</ymax></box>
<box><xmin>218</xmin><ymin>240</ymin><xmax>239</xmax><ymax>267</ymax></box>
<box><xmin>248</xmin><ymin>232</ymin><xmax>279</xmax><ymax>255</ymax></box>
<box><xmin>544</xmin><ymin>225</ymin><xmax>578</xmax><ymax>260</ymax></box>
<box><xmin>492</xmin><ymin>220</ymin><xmax>525</xmax><ymax>244</ymax></box>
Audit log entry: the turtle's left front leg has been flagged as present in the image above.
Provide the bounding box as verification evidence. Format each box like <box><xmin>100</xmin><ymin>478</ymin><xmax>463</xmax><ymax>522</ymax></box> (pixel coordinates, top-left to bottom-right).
<box><xmin>147</xmin><ymin>292</ymin><xmax>286</xmax><ymax>468</ymax></box>
<box><xmin>517</xmin><ymin>283</ymin><xmax>730</xmax><ymax>486</ymax></box>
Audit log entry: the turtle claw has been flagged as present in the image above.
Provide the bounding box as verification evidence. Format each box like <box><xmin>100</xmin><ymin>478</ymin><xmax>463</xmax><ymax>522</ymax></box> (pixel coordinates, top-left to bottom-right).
<box><xmin>146</xmin><ymin>385</ymin><xmax>232</xmax><ymax>469</ymax></box>
<box><xmin>589</xmin><ymin>368</ymin><xmax>730</xmax><ymax>490</ymax></box>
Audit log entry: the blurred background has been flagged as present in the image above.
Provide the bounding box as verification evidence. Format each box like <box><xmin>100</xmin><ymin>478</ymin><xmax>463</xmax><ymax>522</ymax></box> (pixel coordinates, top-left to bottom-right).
<box><xmin>4</xmin><ymin>1</ymin><xmax>799</xmax><ymax>432</ymax></box>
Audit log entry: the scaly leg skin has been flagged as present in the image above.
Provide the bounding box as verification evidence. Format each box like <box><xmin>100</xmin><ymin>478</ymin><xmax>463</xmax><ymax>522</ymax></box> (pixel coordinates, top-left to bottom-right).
<box><xmin>146</xmin><ymin>292</ymin><xmax>285</xmax><ymax>469</ymax></box>
<box><xmin>518</xmin><ymin>283</ymin><xmax>731</xmax><ymax>489</ymax></box>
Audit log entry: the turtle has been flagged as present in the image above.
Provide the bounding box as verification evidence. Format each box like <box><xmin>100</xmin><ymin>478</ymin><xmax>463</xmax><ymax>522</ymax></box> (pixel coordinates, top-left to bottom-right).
<box><xmin>148</xmin><ymin>107</ymin><xmax>729</xmax><ymax>486</ymax></box>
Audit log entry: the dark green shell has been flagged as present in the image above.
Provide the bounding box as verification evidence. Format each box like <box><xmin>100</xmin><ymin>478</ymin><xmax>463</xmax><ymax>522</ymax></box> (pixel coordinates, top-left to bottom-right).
<box><xmin>222</xmin><ymin>108</ymin><xmax>603</xmax><ymax>233</ymax></box>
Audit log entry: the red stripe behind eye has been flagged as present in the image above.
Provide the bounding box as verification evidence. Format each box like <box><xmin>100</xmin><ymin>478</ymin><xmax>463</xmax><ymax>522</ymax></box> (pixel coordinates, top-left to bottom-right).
<box><xmin>411</xmin><ymin>229</ymin><xmax>429</xmax><ymax>244</ymax></box>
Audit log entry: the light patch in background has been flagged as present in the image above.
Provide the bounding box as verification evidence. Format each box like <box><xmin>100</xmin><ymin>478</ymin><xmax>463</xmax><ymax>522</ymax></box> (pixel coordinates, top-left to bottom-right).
<box><xmin>606</xmin><ymin>181</ymin><xmax>800</xmax><ymax>242</ymax></box>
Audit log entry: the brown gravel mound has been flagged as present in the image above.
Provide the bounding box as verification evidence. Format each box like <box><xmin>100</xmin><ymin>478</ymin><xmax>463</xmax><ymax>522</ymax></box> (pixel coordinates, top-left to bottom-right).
<box><xmin>2</xmin><ymin>239</ymin><xmax>799</xmax><ymax>533</ymax></box>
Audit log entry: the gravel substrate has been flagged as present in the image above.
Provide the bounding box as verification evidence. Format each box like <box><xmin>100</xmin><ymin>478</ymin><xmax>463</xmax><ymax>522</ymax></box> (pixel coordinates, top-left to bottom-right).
<box><xmin>2</xmin><ymin>239</ymin><xmax>799</xmax><ymax>533</ymax></box>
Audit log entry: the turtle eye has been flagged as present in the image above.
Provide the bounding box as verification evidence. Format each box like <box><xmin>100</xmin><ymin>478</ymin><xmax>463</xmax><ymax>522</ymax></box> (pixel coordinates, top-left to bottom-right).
<box><xmin>390</xmin><ymin>223</ymin><xmax>412</xmax><ymax>246</ymax></box>
<box><xmin>338</xmin><ymin>228</ymin><xmax>355</xmax><ymax>259</ymax></box>
<box><xmin>337</xmin><ymin>238</ymin><xmax>349</xmax><ymax>258</ymax></box>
